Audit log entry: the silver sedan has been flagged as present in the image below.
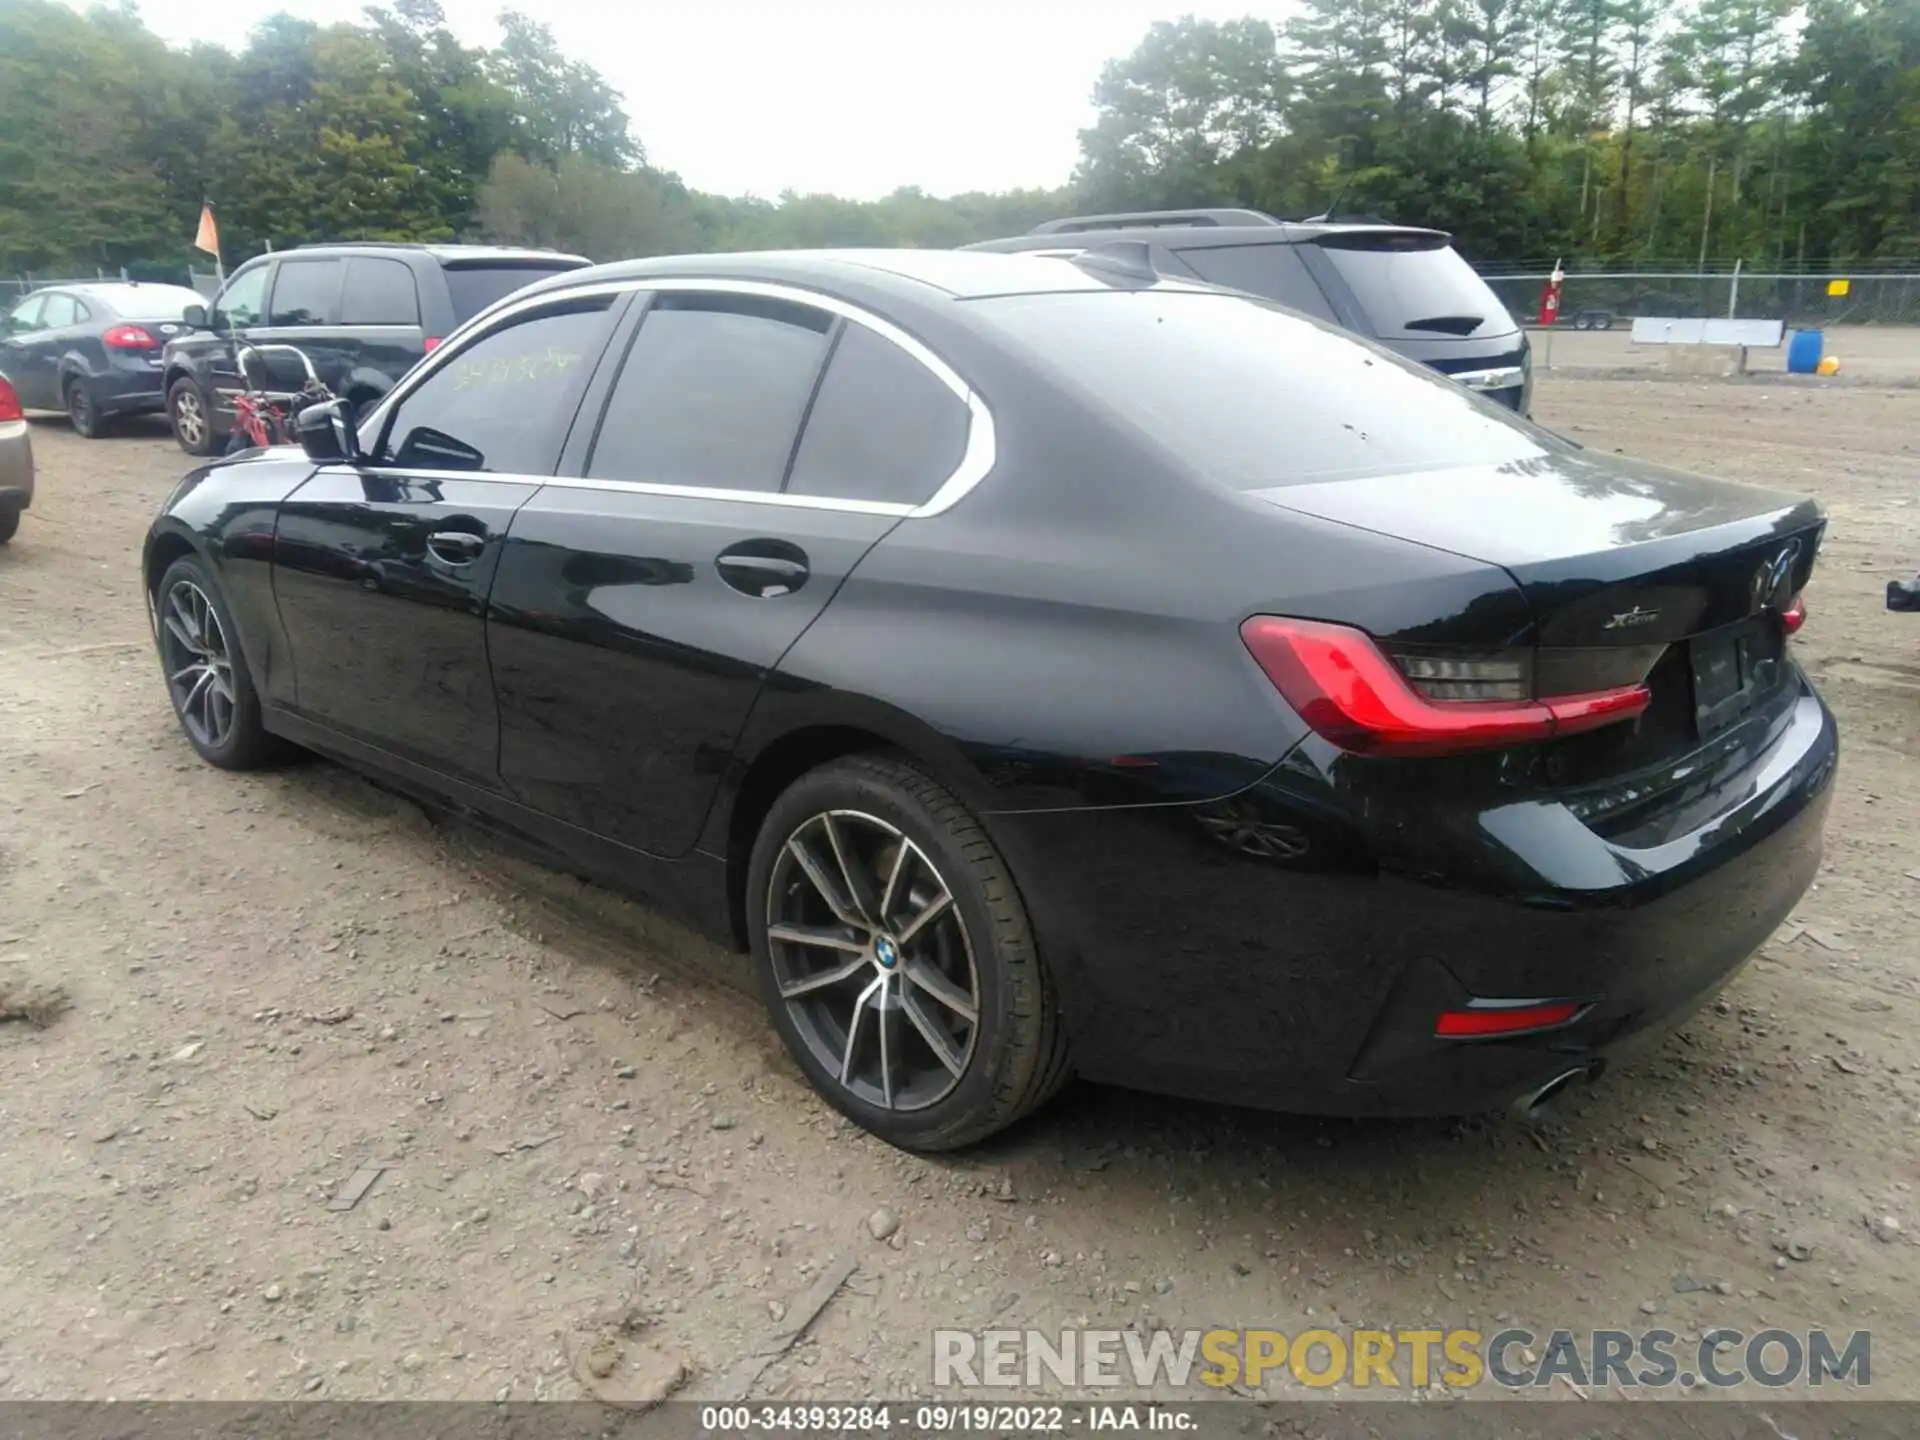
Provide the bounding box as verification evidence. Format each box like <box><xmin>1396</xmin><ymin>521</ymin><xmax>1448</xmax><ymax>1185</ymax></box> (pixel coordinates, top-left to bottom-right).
<box><xmin>0</xmin><ymin>369</ymin><xmax>32</xmax><ymax>544</ymax></box>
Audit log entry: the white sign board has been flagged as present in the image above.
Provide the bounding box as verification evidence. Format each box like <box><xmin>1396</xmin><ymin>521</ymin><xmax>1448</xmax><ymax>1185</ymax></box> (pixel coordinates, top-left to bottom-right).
<box><xmin>1631</xmin><ymin>317</ymin><xmax>1786</xmax><ymax>347</ymax></box>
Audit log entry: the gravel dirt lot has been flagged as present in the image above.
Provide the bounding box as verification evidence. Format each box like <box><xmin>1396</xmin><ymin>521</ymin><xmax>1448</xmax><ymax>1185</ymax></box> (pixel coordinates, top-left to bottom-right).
<box><xmin>2</xmin><ymin>370</ymin><xmax>1917</xmax><ymax>1406</ymax></box>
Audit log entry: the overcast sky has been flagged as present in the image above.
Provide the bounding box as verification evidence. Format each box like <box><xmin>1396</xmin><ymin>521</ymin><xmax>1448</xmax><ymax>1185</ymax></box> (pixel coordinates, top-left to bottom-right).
<box><xmin>105</xmin><ymin>0</ymin><xmax>1275</xmax><ymax>199</ymax></box>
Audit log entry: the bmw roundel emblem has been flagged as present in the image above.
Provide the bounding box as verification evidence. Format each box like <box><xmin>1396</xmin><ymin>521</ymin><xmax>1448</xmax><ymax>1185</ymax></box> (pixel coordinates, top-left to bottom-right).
<box><xmin>874</xmin><ymin>936</ymin><xmax>900</xmax><ymax>969</ymax></box>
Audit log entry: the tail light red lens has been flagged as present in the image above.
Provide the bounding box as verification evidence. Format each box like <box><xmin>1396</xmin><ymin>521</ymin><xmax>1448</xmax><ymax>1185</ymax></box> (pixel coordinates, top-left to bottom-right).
<box><xmin>423</xmin><ymin>336</ymin><xmax>443</xmax><ymax>352</ymax></box>
<box><xmin>1782</xmin><ymin>594</ymin><xmax>1806</xmax><ymax>634</ymax></box>
<box><xmin>1240</xmin><ymin>616</ymin><xmax>1652</xmax><ymax>759</ymax></box>
<box><xmin>1435</xmin><ymin>1000</ymin><xmax>1583</xmax><ymax>1038</ymax></box>
<box><xmin>103</xmin><ymin>324</ymin><xmax>159</xmax><ymax>349</ymax></box>
<box><xmin>0</xmin><ymin>376</ymin><xmax>20</xmax><ymax>422</ymax></box>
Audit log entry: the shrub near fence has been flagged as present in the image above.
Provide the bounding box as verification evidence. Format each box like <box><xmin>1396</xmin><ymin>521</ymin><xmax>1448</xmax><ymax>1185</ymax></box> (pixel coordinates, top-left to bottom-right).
<box><xmin>1479</xmin><ymin>272</ymin><xmax>1920</xmax><ymax>328</ymax></box>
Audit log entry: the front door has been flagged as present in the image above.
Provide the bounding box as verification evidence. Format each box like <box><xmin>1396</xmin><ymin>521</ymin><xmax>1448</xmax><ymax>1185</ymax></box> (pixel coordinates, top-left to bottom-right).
<box><xmin>489</xmin><ymin>286</ymin><xmax>977</xmax><ymax>857</ymax></box>
<box><xmin>270</xmin><ymin>290</ymin><xmax>623</xmax><ymax>789</ymax></box>
<box><xmin>0</xmin><ymin>294</ymin><xmax>51</xmax><ymax>408</ymax></box>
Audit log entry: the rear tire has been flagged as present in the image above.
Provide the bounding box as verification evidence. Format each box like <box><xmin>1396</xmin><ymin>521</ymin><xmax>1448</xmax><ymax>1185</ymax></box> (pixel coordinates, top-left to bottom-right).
<box><xmin>168</xmin><ymin>377</ymin><xmax>217</xmax><ymax>456</ymax></box>
<box><xmin>747</xmin><ymin>753</ymin><xmax>1070</xmax><ymax>1151</ymax></box>
<box><xmin>65</xmin><ymin>376</ymin><xmax>109</xmax><ymax>438</ymax></box>
<box><xmin>0</xmin><ymin>507</ymin><xmax>18</xmax><ymax>545</ymax></box>
<box><xmin>153</xmin><ymin>554</ymin><xmax>286</xmax><ymax>770</ymax></box>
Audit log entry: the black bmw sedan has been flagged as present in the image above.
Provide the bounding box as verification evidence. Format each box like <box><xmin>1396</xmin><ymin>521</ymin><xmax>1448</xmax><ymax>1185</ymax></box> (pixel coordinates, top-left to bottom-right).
<box><xmin>141</xmin><ymin>248</ymin><xmax>1837</xmax><ymax>1151</ymax></box>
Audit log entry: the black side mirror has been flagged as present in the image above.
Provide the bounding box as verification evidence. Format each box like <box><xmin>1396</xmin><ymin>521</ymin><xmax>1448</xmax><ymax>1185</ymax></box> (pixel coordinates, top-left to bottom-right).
<box><xmin>182</xmin><ymin>304</ymin><xmax>209</xmax><ymax>329</ymax></box>
<box><xmin>294</xmin><ymin>397</ymin><xmax>363</xmax><ymax>466</ymax></box>
<box><xmin>392</xmin><ymin>425</ymin><xmax>485</xmax><ymax>472</ymax></box>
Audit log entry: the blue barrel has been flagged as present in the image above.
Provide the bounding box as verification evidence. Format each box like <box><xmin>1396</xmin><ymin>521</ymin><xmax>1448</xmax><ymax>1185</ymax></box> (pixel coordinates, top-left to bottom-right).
<box><xmin>1787</xmin><ymin>328</ymin><xmax>1824</xmax><ymax>374</ymax></box>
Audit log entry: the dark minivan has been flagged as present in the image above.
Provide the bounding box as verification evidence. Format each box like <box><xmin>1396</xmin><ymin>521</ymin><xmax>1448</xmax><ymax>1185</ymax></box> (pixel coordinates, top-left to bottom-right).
<box><xmin>162</xmin><ymin>242</ymin><xmax>591</xmax><ymax>455</ymax></box>
<box><xmin>964</xmin><ymin>208</ymin><xmax>1532</xmax><ymax>415</ymax></box>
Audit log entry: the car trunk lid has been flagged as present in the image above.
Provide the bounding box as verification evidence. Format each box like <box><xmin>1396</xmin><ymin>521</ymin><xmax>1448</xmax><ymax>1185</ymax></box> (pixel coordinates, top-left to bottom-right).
<box><xmin>1247</xmin><ymin>450</ymin><xmax>1824</xmax><ymax>770</ymax></box>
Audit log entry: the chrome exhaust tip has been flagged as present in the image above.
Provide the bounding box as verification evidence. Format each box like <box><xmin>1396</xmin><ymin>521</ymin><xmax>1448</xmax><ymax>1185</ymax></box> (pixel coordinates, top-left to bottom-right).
<box><xmin>1512</xmin><ymin>1064</ymin><xmax>1596</xmax><ymax>1120</ymax></box>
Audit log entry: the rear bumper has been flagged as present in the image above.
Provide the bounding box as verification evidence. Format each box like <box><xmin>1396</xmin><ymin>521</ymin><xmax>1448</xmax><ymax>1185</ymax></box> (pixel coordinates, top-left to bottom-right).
<box><xmin>90</xmin><ymin>364</ymin><xmax>169</xmax><ymax>414</ymax></box>
<box><xmin>988</xmin><ymin>675</ymin><xmax>1837</xmax><ymax>1117</ymax></box>
<box><xmin>0</xmin><ymin>421</ymin><xmax>33</xmax><ymax>509</ymax></box>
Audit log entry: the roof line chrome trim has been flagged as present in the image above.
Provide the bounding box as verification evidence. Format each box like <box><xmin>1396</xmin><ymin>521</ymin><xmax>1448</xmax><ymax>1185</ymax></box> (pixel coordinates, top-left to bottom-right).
<box><xmin>357</xmin><ymin>274</ymin><xmax>996</xmax><ymax>520</ymax></box>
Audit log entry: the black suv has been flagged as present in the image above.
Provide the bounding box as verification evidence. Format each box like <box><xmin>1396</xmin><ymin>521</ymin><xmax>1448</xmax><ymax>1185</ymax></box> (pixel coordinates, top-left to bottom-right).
<box><xmin>162</xmin><ymin>242</ymin><xmax>591</xmax><ymax>455</ymax></box>
<box><xmin>964</xmin><ymin>208</ymin><xmax>1531</xmax><ymax>415</ymax></box>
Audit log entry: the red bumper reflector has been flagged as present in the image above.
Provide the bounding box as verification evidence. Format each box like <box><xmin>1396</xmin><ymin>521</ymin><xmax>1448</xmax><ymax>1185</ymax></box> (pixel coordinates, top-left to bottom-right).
<box><xmin>1435</xmin><ymin>1001</ymin><xmax>1582</xmax><ymax>1038</ymax></box>
<box><xmin>1782</xmin><ymin>594</ymin><xmax>1806</xmax><ymax>634</ymax></box>
<box><xmin>1239</xmin><ymin>616</ymin><xmax>1652</xmax><ymax>758</ymax></box>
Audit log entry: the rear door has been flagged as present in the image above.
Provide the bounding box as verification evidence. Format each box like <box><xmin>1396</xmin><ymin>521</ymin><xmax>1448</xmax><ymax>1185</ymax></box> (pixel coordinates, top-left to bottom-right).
<box><xmin>271</xmin><ymin>290</ymin><xmax>623</xmax><ymax>789</ymax></box>
<box><xmin>333</xmin><ymin>256</ymin><xmax>428</xmax><ymax>415</ymax></box>
<box><xmin>489</xmin><ymin>283</ymin><xmax>974</xmax><ymax>858</ymax></box>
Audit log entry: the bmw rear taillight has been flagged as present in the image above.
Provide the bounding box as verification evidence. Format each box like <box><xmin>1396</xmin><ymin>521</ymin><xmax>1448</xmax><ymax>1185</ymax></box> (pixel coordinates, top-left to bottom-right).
<box><xmin>1240</xmin><ymin>616</ymin><xmax>1654</xmax><ymax>758</ymax></box>
<box><xmin>103</xmin><ymin>324</ymin><xmax>159</xmax><ymax>349</ymax></box>
<box><xmin>1782</xmin><ymin>594</ymin><xmax>1806</xmax><ymax>634</ymax></box>
<box><xmin>0</xmin><ymin>376</ymin><xmax>20</xmax><ymax>422</ymax></box>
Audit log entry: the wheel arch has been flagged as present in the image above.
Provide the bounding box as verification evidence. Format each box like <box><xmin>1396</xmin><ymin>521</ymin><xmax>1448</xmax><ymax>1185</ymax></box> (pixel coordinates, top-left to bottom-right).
<box><xmin>143</xmin><ymin>522</ymin><xmax>204</xmax><ymax>604</ymax></box>
<box><xmin>713</xmin><ymin>701</ymin><xmax>1000</xmax><ymax>954</ymax></box>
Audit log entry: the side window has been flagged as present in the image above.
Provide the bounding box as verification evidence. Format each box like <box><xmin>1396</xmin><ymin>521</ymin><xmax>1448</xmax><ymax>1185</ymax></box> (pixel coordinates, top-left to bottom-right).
<box><xmin>586</xmin><ymin>293</ymin><xmax>833</xmax><ymax>493</ymax></box>
<box><xmin>38</xmin><ymin>294</ymin><xmax>78</xmax><ymax>328</ymax></box>
<box><xmin>377</xmin><ymin>295</ymin><xmax>616</xmax><ymax>474</ymax></box>
<box><xmin>214</xmin><ymin>266</ymin><xmax>269</xmax><ymax>329</ymax></box>
<box><xmin>785</xmin><ymin>323</ymin><xmax>969</xmax><ymax>505</ymax></box>
<box><xmin>340</xmin><ymin>258</ymin><xmax>420</xmax><ymax>326</ymax></box>
<box><xmin>268</xmin><ymin>259</ymin><xmax>343</xmax><ymax>327</ymax></box>
<box><xmin>1174</xmin><ymin>244</ymin><xmax>1338</xmax><ymax>322</ymax></box>
<box><xmin>72</xmin><ymin>298</ymin><xmax>94</xmax><ymax>324</ymax></box>
<box><xmin>6</xmin><ymin>295</ymin><xmax>45</xmax><ymax>332</ymax></box>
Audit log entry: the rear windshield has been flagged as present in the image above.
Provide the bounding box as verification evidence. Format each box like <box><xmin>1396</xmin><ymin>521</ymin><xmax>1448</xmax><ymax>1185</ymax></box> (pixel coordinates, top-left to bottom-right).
<box><xmin>94</xmin><ymin>285</ymin><xmax>206</xmax><ymax>321</ymax></box>
<box><xmin>1313</xmin><ymin>234</ymin><xmax>1515</xmax><ymax>340</ymax></box>
<box><xmin>444</xmin><ymin>264</ymin><xmax>586</xmax><ymax>323</ymax></box>
<box><xmin>972</xmin><ymin>288</ymin><xmax>1562</xmax><ymax>489</ymax></box>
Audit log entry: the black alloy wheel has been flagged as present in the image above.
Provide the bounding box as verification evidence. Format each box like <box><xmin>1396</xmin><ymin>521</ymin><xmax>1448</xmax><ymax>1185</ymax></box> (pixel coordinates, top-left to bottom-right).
<box><xmin>748</xmin><ymin>754</ymin><xmax>1070</xmax><ymax>1151</ymax></box>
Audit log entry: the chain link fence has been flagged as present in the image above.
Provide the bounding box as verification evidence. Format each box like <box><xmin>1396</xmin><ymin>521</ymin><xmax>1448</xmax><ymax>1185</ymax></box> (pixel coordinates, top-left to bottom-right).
<box><xmin>1479</xmin><ymin>271</ymin><xmax>1920</xmax><ymax>328</ymax></box>
<box><xmin>3</xmin><ymin>268</ymin><xmax>223</xmax><ymax>304</ymax></box>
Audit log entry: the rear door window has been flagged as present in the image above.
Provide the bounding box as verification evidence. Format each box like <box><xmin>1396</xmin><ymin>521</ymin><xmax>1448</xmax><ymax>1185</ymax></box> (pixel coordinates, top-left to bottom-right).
<box><xmin>586</xmin><ymin>293</ymin><xmax>833</xmax><ymax>494</ymax></box>
<box><xmin>268</xmin><ymin>259</ymin><xmax>343</xmax><ymax>327</ymax></box>
<box><xmin>38</xmin><ymin>294</ymin><xmax>79</xmax><ymax>328</ymax></box>
<box><xmin>785</xmin><ymin>322</ymin><xmax>969</xmax><ymax>505</ymax></box>
<box><xmin>1172</xmin><ymin>243</ymin><xmax>1337</xmax><ymax>322</ymax></box>
<box><xmin>1312</xmin><ymin>235</ymin><xmax>1515</xmax><ymax>340</ymax></box>
<box><xmin>340</xmin><ymin>258</ymin><xmax>421</xmax><ymax>326</ymax></box>
<box><xmin>444</xmin><ymin>265</ymin><xmax>587</xmax><ymax>324</ymax></box>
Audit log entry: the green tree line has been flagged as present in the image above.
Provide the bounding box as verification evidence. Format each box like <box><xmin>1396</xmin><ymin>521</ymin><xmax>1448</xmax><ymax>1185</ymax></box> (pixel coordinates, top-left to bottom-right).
<box><xmin>1</xmin><ymin>0</ymin><xmax>1913</xmax><ymax>277</ymax></box>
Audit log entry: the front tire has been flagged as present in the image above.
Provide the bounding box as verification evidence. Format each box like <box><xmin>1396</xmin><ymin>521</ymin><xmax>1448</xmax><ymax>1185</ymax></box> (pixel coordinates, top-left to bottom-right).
<box><xmin>153</xmin><ymin>555</ymin><xmax>285</xmax><ymax>769</ymax></box>
<box><xmin>747</xmin><ymin>753</ymin><xmax>1070</xmax><ymax>1151</ymax></box>
<box><xmin>168</xmin><ymin>376</ymin><xmax>217</xmax><ymax>456</ymax></box>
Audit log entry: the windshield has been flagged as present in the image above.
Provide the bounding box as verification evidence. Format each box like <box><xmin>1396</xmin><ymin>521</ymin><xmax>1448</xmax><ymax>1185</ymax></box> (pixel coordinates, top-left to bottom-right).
<box><xmin>1313</xmin><ymin>235</ymin><xmax>1516</xmax><ymax>340</ymax></box>
<box><xmin>444</xmin><ymin>264</ymin><xmax>587</xmax><ymax>323</ymax></box>
<box><xmin>971</xmin><ymin>287</ymin><xmax>1565</xmax><ymax>490</ymax></box>
<box><xmin>94</xmin><ymin>285</ymin><xmax>206</xmax><ymax>321</ymax></box>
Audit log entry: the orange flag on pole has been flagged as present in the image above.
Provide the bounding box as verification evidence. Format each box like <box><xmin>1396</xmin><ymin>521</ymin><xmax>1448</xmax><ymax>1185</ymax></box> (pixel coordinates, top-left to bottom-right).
<box><xmin>193</xmin><ymin>202</ymin><xmax>220</xmax><ymax>257</ymax></box>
